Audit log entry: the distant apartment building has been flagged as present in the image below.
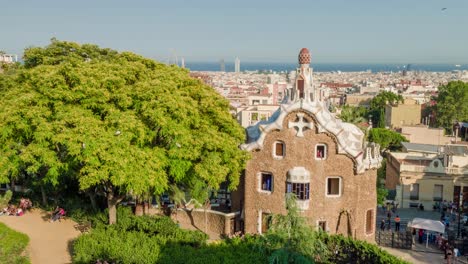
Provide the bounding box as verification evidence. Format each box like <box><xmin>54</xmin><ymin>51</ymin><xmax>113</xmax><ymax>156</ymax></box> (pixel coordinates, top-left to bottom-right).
<box><xmin>385</xmin><ymin>98</ymin><xmax>421</xmax><ymax>129</ymax></box>
<box><xmin>235</xmin><ymin>57</ymin><xmax>240</xmax><ymax>73</ymax></box>
<box><xmin>386</xmin><ymin>142</ymin><xmax>468</xmax><ymax>209</ymax></box>
<box><xmin>236</xmin><ymin>104</ymin><xmax>279</xmax><ymax>128</ymax></box>
<box><xmin>248</xmin><ymin>95</ymin><xmax>273</xmax><ymax>106</ymax></box>
<box><xmin>345</xmin><ymin>94</ymin><xmax>374</xmax><ymax>107</ymax></box>
<box><xmin>0</xmin><ymin>53</ymin><xmax>18</xmax><ymax>63</ymax></box>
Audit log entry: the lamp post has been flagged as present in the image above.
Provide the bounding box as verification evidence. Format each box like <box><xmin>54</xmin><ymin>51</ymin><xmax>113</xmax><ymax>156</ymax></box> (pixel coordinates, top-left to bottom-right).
<box><xmin>454</xmin><ymin>122</ymin><xmax>460</xmax><ymax>144</ymax></box>
<box><xmin>458</xmin><ymin>192</ymin><xmax>463</xmax><ymax>238</ymax></box>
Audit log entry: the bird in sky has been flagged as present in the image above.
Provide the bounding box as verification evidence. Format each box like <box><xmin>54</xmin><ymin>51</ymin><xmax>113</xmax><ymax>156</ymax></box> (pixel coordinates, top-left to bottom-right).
<box><xmin>441</xmin><ymin>8</ymin><xmax>447</xmax><ymax>11</ymax></box>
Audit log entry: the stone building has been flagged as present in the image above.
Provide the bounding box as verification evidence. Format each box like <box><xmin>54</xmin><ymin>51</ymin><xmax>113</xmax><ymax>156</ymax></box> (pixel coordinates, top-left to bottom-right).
<box><xmin>385</xmin><ymin>98</ymin><xmax>421</xmax><ymax>129</ymax></box>
<box><xmin>234</xmin><ymin>48</ymin><xmax>383</xmax><ymax>242</ymax></box>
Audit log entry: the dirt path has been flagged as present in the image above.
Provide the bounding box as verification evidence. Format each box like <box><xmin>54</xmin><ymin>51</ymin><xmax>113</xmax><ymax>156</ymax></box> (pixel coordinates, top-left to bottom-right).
<box><xmin>0</xmin><ymin>208</ymin><xmax>81</xmax><ymax>264</ymax></box>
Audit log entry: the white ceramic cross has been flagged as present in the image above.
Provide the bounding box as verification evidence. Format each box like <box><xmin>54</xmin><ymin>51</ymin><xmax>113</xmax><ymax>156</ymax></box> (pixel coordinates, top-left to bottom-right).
<box><xmin>288</xmin><ymin>113</ymin><xmax>312</xmax><ymax>137</ymax></box>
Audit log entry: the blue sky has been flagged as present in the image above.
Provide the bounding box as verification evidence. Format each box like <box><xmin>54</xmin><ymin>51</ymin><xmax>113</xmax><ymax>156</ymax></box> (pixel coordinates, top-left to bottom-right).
<box><xmin>1</xmin><ymin>0</ymin><xmax>467</xmax><ymax>63</ymax></box>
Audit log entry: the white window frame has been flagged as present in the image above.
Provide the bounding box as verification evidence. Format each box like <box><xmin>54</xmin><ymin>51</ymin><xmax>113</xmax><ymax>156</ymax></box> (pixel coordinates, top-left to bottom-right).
<box><xmin>257</xmin><ymin>172</ymin><xmax>273</xmax><ymax>194</ymax></box>
<box><xmin>317</xmin><ymin>220</ymin><xmax>328</xmax><ymax>232</ymax></box>
<box><xmin>273</xmin><ymin>141</ymin><xmax>285</xmax><ymax>160</ymax></box>
<box><xmin>315</xmin><ymin>144</ymin><xmax>327</xmax><ymax>160</ymax></box>
<box><xmin>325</xmin><ymin>176</ymin><xmax>342</xmax><ymax>197</ymax></box>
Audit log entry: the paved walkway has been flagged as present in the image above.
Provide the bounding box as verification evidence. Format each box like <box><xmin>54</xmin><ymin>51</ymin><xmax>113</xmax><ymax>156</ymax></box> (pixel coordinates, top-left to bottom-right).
<box><xmin>0</xmin><ymin>208</ymin><xmax>81</xmax><ymax>264</ymax></box>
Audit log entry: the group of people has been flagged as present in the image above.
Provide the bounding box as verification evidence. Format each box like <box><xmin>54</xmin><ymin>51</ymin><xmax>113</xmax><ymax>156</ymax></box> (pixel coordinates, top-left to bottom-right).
<box><xmin>382</xmin><ymin>201</ymin><xmax>399</xmax><ymax>214</ymax></box>
<box><xmin>380</xmin><ymin>210</ymin><xmax>401</xmax><ymax>232</ymax></box>
<box><xmin>0</xmin><ymin>197</ymin><xmax>32</xmax><ymax>217</ymax></box>
<box><xmin>435</xmin><ymin>200</ymin><xmax>458</xmax><ymax>214</ymax></box>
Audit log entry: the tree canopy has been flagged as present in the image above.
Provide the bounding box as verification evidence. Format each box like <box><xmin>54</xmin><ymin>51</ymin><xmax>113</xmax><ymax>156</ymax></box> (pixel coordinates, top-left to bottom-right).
<box><xmin>0</xmin><ymin>39</ymin><xmax>248</xmax><ymax>223</ymax></box>
<box><xmin>368</xmin><ymin>128</ymin><xmax>408</xmax><ymax>152</ymax></box>
<box><xmin>434</xmin><ymin>81</ymin><xmax>468</xmax><ymax>132</ymax></box>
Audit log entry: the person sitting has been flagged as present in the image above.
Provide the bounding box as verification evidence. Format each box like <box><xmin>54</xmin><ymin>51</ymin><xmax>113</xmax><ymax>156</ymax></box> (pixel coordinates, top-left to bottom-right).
<box><xmin>19</xmin><ymin>198</ymin><xmax>32</xmax><ymax>211</ymax></box>
<box><xmin>7</xmin><ymin>205</ymin><xmax>17</xmax><ymax>216</ymax></box>
<box><xmin>16</xmin><ymin>208</ymin><xmax>23</xmax><ymax>216</ymax></box>
<box><xmin>419</xmin><ymin>203</ymin><xmax>424</xmax><ymax>211</ymax></box>
<box><xmin>0</xmin><ymin>206</ymin><xmax>8</xmax><ymax>216</ymax></box>
<box><xmin>50</xmin><ymin>207</ymin><xmax>66</xmax><ymax>222</ymax></box>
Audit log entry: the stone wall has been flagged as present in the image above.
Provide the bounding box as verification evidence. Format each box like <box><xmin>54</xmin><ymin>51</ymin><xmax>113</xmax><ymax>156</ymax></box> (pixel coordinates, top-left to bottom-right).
<box><xmin>385</xmin><ymin>155</ymin><xmax>401</xmax><ymax>190</ymax></box>
<box><xmin>170</xmin><ymin>208</ymin><xmax>239</xmax><ymax>240</ymax></box>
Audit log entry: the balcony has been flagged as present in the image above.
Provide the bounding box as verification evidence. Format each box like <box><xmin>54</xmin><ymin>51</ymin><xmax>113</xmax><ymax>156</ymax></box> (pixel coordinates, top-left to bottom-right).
<box><xmin>400</xmin><ymin>164</ymin><xmax>465</xmax><ymax>175</ymax></box>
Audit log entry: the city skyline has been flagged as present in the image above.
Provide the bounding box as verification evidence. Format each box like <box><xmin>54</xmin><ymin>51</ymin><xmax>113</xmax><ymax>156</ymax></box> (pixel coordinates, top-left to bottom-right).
<box><xmin>1</xmin><ymin>0</ymin><xmax>468</xmax><ymax>64</ymax></box>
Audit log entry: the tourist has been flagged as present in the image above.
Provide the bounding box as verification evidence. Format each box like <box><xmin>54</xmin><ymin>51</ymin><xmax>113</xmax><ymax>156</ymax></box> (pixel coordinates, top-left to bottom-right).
<box><xmin>394</xmin><ymin>215</ymin><xmax>401</xmax><ymax>232</ymax></box>
<box><xmin>19</xmin><ymin>197</ymin><xmax>32</xmax><ymax>212</ymax></box>
<box><xmin>454</xmin><ymin>247</ymin><xmax>460</xmax><ymax>263</ymax></box>
<box><xmin>380</xmin><ymin>219</ymin><xmax>385</xmax><ymax>231</ymax></box>
<box><xmin>446</xmin><ymin>245</ymin><xmax>453</xmax><ymax>264</ymax></box>
<box><xmin>8</xmin><ymin>205</ymin><xmax>17</xmax><ymax>216</ymax></box>
<box><xmin>50</xmin><ymin>206</ymin><xmax>66</xmax><ymax>222</ymax></box>
<box><xmin>418</xmin><ymin>229</ymin><xmax>424</xmax><ymax>244</ymax></box>
<box><xmin>386</xmin><ymin>211</ymin><xmax>392</xmax><ymax>229</ymax></box>
<box><xmin>16</xmin><ymin>208</ymin><xmax>23</xmax><ymax>216</ymax></box>
<box><xmin>0</xmin><ymin>206</ymin><xmax>8</xmax><ymax>216</ymax></box>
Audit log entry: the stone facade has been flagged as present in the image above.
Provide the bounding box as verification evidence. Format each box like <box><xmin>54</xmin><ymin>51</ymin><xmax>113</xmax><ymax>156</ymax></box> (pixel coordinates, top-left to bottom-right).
<box><xmin>236</xmin><ymin>49</ymin><xmax>382</xmax><ymax>242</ymax></box>
<box><xmin>385</xmin><ymin>99</ymin><xmax>422</xmax><ymax>129</ymax></box>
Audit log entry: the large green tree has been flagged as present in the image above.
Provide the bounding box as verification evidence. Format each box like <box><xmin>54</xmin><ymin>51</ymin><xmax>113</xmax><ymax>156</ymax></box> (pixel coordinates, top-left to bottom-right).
<box><xmin>0</xmin><ymin>39</ymin><xmax>248</xmax><ymax>224</ymax></box>
<box><xmin>434</xmin><ymin>81</ymin><xmax>468</xmax><ymax>132</ymax></box>
<box><xmin>368</xmin><ymin>128</ymin><xmax>408</xmax><ymax>152</ymax></box>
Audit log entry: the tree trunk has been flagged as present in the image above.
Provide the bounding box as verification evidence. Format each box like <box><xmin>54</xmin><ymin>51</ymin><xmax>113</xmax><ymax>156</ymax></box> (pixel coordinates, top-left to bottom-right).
<box><xmin>40</xmin><ymin>185</ymin><xmax>48</xmax><ymax>206</ymax></box>
<box><xmin>135</xmin><ymin>202</ymin><xmax>144</xmax><ymax>216</ymax></box>
<box><xmin>107</xmin><ymin>190</ymin><xmax>124</xmax><ymax>225</ymax></box>
<box><xmin>10</xmin><ymin>179</ymin><xmax>15</xmax><ymax>192</ymax></box>
<box><xmin>87</xmin><ymin>191</ymin><xmax>97</xmax><ymax>211</ymax></box>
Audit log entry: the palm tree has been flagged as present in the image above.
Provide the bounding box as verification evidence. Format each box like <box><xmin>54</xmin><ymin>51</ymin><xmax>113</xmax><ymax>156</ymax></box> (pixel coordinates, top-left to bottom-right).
<box><xmin>338</xmin><ymin>105</ymin><xmax>367</xmax><ymax>124</ymax></box>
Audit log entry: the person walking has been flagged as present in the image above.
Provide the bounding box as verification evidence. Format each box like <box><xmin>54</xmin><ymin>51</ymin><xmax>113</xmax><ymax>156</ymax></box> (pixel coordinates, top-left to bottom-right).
<box><xmin>446</xmin><ymin>245</ymin><xmax>453</xmax><ymax>264</ymax></box>
<box><xmin>380</xmin><ymin>219</ymin><xmax>386</xmax><ymax>231</ymax></box>
<box><xmin>387</xmin><ymin>211</ymin><xmax>392</xmax><ymax>229</ymax></box>
<box><xmin>418</xmin><ymin>229</ymin><xmax>424</xmax><ymax>244</ymax></box>
<box><xmin>395</xmin><ymin>215</ymin><xmax>401</xmax><ymax>232</ymax></box>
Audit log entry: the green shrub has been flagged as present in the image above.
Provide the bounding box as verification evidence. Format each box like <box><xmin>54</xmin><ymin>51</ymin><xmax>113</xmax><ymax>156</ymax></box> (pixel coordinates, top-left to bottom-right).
<box><xmin>0</xmin><ymin>190</ymin><xmax>13</xmax><ymax>208</ymax></box>
<box><xmin>73</xmin><ymin>205</ymin><xmax>407</xmax><ymax>264</ymax></box>
<box><xmin>73</xmin><ymin>206</ymin><xmax>209</xmax><ymax>263</ymax></box>
<box><xmin>158</xmin><ymin>238</ymin><xmax>267</xmax><ymax>264</ymax></box>
<box><xmin>73</xmin><ymin>228</ymin><xmax>161</xmax><ymax>264</ymax></box>
<box><xmin>0</xmin><ymin>222</ymin><xmax>30</xmax><ymax>264</ymax></box>
<box><xmin>323</xmin><ymin>234</ymin><xmax>409</xmax><ymax>264</ymax></box>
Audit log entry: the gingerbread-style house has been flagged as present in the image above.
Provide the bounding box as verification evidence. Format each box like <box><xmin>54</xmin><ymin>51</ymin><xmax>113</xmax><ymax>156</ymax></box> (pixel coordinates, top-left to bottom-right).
<box><xmin>234</xmin><ymin>48</ymin><xmax>382</xmax><ymax>242</ymax></box>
